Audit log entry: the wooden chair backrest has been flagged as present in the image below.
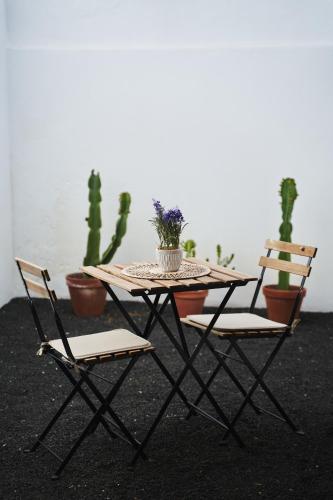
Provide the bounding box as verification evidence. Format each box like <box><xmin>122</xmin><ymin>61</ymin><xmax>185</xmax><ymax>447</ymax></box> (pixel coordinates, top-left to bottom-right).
<box><xmin>15</xmin><ymin>257</ymin><xmax>57</xmax><ymax>302</ymax></box>
<box><xmin>15</xmin><ymin>257</ymin><xmax>74</xmax><ymax>360</ymax></box>
<box><xmin>259</xmin><ymin>239</ymin><xmax>317</xmax><ymax>277</ymax></box>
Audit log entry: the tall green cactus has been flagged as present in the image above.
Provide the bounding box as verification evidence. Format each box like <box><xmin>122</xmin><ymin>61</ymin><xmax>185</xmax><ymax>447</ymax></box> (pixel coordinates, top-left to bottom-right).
<box><xmin>83</xmin><ymin>170</ymin><xmax>131</xmax><ymax>267</ymax></box>
<box><xmin>278</xmin><ymin>178</ymin><xmax>298</xmax><ymax>290</ymax></box>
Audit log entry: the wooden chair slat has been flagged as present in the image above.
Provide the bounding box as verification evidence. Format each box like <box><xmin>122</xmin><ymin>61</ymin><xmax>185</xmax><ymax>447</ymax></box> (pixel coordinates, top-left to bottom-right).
<box><xmin>25</xmin><ymin>278</ymin><xmax>56</xmax><ymax>300</ymax></box>
<box><xmin>15</xmin><ymin>257</ymin><xmax>50</xmax><ymax>280</ymax></box>
<box><xmin>259</xmin><ymin>256</ymin><xmax>311</xmax><ymax>277</ymax></box>
<box><xmin>265</xmin><ymin>239</ymin><xmax>317</xmax><ymax>258</ymax></box>
<box><xmin>81</xmin><ymin>266</ymin><xmax>145</xmax><ymax>293</ymax></box>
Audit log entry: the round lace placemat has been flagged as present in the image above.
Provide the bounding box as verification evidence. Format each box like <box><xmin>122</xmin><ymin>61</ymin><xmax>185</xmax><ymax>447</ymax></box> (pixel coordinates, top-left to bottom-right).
<box><xmin>122</xmin><ymin>262</ymin><xmax>211</xmax><ymax>280</ymax></box>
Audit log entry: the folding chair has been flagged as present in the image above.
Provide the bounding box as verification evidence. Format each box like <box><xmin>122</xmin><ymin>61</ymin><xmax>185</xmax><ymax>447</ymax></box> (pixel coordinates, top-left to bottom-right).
<box><xmin>180</xmin><ymin>239</ymin><xmax>317</xmax><ymax>441</ymax></box>
<box><xmin>15</xmin><ymin>257</ymin><xmax>162</xmax><ymax>479</ymax></box>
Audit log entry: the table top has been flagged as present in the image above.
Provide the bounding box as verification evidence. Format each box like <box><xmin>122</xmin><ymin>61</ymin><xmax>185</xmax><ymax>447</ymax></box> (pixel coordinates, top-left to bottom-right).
<box><xmin>81</xmin><ymin>258</ymin><xmax>257</xmax><ymax>296</ymax></box>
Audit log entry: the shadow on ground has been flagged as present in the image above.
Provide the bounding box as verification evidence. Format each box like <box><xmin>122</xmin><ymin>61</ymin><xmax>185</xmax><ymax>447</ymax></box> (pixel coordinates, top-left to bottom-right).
<box><xmin>0</xmin><ymin>298</ymin><xmax>332</xmax><ymax>499</ymax></box>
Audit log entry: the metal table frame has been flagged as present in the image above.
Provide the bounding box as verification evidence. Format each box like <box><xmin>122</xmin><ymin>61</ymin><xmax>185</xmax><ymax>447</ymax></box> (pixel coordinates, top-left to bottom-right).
<box><xmin>83</xmin><ymin>267</ymin><xmax>256</xmax><ymax>464</ymax></box>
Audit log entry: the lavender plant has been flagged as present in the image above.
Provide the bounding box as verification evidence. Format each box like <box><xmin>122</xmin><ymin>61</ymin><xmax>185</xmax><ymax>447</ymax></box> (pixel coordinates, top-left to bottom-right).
<box><xmin>151</xmin><ymin>200</ymin><xmax>187</xmax><ymax>249</ymax></box>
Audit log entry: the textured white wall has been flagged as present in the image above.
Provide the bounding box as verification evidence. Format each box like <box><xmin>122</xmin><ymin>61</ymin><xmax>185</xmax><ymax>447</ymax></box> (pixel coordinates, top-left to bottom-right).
<box><xmin>0</xmin><ymin>0</ymin><xmax>13</xmax><ymax>307</ymax></box>
<box><xmin>5</xmin><ymin>1</ymin><xmax>333</xmax><ymax>310</ymax></box>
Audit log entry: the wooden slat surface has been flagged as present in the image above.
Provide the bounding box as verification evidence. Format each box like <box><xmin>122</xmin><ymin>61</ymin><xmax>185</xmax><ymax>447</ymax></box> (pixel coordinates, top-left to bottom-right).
<box><xmin>265</xmin><ymin>239</ymin><xmax>317</xmax><ymax>258</ymax></box>
<box><xmin>15</xmin><ymin>257</ymin><xmax>49</xmax><ymax>280</ymax></box>
<box><xmin>25</xmin><ymin>278</ymin><xmax>56</xmax><ymax>300</ymax></box>
<box><xmin>81</xmin><ymin>266</ymin><xmax>145</xmax><ymax>293</ymax></box>
<box><xmin>83</xmin><ymin>259</ymin><xmax>257</xmax><ymax>294</ymax></box>
<box><xmin>99</xmin><ymin>264</ymin><xmax>162</xmax><ymax>291</ymax></box>
<box><xmin>259</xmin><ymin>256</ymin><xmax>311</xmax><ymax>277</ymax></box>
<box><xmin>195</xmin><ymin>275</ymin><xmax>220</xmax><ymax>284</ymax></box>
<box><xmin>184</xmin><ymin>257</ymin><xmax>256</xmax><ymax>281</ymax></box>
<box><xmin>115</xmin><ymin>264</ymin><xmax>186</xmax><ymax>290</ymax></box>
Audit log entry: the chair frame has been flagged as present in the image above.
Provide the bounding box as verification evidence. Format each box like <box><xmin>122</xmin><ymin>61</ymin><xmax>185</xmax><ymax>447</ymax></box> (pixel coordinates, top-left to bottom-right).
<box><xmin>15</xmin><ymin>258</ymin><xmax>180</xmax><ymax>479</ymax></box>
<box><xmin>183</xmin><ymin>239</ymin><xmax>317</xmax><ymax>441</ymax></box>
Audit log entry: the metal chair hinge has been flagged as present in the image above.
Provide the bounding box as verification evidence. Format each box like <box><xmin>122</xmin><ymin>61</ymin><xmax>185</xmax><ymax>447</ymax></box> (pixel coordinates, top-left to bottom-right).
<box><xmin>36</xmin><ymin>342</ymin><xmax>49</xmax><ymax>356</ymax></box>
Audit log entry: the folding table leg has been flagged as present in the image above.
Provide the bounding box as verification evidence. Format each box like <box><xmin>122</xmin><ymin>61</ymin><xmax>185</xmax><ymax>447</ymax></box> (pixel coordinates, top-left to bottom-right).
<box><xmin>221</xmin><ymin>336</ymin><xmax>301</xmax><ymax>442</ymax></box>
<box><xmin>100</xmin><ymin>289</ymin><xmax>193</xmax><ymax>412</ymax></box>
<box><xmin>131</xmin><ymin>287</ymin><xmax>245</xmax><ymax>464</ymax></box>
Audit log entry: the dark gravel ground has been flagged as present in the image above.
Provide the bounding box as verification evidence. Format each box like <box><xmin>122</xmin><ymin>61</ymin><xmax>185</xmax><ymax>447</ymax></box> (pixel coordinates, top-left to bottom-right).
<box><xmin>0</xmin><ymin>298</ymin><xmax>332</xmax><ymax>500</ymax></box>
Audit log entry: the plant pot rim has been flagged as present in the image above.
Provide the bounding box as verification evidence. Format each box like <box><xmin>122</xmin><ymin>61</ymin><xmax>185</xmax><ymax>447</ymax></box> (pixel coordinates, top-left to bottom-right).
<box><xmin>66</xmin><ymin>272</ymin><xmax>104</xmax><ymax>288</ymax></box>
<box><xmin>263</xmin><ymin>284</ymin><xmax>306</xmax><ymax>298</ymax></box>
<box><xmin>174</xmin><ymin>289</ymin><xmax>209</xmax><ymax>299</ymax></box>
<box><xmin>156</xmin><ymin>247</ymin><xmax>182</xmax><ymax>252</ymax></box>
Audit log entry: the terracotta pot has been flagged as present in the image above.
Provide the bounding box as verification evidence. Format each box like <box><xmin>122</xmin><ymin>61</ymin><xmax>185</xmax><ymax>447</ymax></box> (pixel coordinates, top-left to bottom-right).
<box><xmin>262</xmin><ymin>285</ymin><xmax>306</xmax><ymax>324</ymax></box>
<box><xmin>174</xmin><ymin>290</ymin><xmax>209</xmax><ymax>318</ymax></box>
<box><xmin>66</xmin><ymin>273</ymin><xmax>107</xmax><ymax>317</ymax></box>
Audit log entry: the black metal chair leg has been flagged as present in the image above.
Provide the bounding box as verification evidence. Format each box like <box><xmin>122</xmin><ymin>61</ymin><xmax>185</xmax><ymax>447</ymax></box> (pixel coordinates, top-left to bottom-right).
<box><xmin>221</xmin><ymin>336</ymin><xmax>300</xmax><ymax>442</ymax></box>
<box><xmin>54</xmin><ymin>358</ymin><xmax>118</xmax><ymax>439</ymax></box>
<box><xmin>79</xmin><ymin>369</ymin><xmax>147</xmax><ymax>457</ymax></box>
<box><xmin>230</xmin><ymin>339</ymin><xmax>300</xmax><ymax>432</ymax></box>
<box><xmin>188</xmin><ymin>332</ymin><xmax>261</xmax><ymax>419</ymax></box>
<box><xmin>26</xmin><ymin>375</ymin><xmax>86</xmax><ymax>453</ymax></box>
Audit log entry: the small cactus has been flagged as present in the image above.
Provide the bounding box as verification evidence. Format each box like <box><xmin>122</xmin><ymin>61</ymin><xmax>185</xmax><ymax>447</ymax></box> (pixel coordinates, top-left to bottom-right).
<box><xmin>278</xmin><ymin>178</ymin><xmax>298</xmax><ymax>290</ymax></box>
<box><xmin>83</xmin><ymin>170</ymin><xmax>131</xmax><ymax>266</ymax></box>
<box><xmin>182</xmin><ymin>239</ymin><xmax>196</xmax><ymax>258</ymax></box>
<box><xmin>216</xmin><ymin>244</ymin><xmax>235</xmax><ymax>268</ymax></box>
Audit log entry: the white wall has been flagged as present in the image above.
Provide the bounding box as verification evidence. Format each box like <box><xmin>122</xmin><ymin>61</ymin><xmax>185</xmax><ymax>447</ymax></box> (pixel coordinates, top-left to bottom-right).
<box><xmin>6</xmin><ymin>1</ymin><xmax>333</xmax><ymax>310</ymax></box>
<box><xmin>0</xmin><ymin>0</ymin><xmax>13</xmax><ymax>307</ymax></box>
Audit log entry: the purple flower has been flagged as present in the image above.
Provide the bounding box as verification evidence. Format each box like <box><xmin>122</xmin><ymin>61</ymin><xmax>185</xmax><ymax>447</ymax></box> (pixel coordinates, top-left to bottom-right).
<box><xmin>153</xmin><ymin>199</ymin><xmax>164</xmax><ymax>216</ymax></box>
<box><xmin>162</xmin><ymin>207</ymin><xmax>184</xmax><ymax>223</ymax></box>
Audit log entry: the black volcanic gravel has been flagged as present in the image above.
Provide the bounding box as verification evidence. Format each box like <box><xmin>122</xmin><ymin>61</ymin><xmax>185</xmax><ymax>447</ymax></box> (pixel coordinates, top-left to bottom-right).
<box><xmin>0</xmin><ymin>298</ymin><xmax>332</xmax><ymax>500</ymax></box>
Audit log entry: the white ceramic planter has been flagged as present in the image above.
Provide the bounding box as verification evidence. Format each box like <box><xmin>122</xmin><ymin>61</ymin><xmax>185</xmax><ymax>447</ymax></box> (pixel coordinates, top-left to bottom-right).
<box><xmin>156</xmin><ymin>248</ymin><xmax>183</xmax><ymax>272</ymax></box>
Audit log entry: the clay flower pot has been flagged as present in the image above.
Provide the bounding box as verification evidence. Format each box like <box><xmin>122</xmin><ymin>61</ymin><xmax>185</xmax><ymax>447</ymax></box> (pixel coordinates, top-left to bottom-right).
<box><xmin>174</xmin><ymin>290</ymin><xmax>209</xmax><ymax>318</ymax></box>
<box><xmin>66</xmin><ymin>273</ymin><xmax>107</xmax><ymax>317</ymax></box>
<box><xmin>263</xmin><ymin>285</ymin><xmax>306</xmax><ymax>324</ymax></box>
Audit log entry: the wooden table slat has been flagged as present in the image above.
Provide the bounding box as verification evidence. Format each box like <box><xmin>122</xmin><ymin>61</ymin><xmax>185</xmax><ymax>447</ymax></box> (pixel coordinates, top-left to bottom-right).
<box><xmin>184</xmin><ymin>257</ymin><xmax>256</xmax><ymax>281</ymax></box>
<box><xmin>115</xmin><ymin>263</ymin><xmax>188</xmax><ymax>290</ymax></box>
<box><xmin>208</xmin><ymin>271</ymin><xmax>237</xmax><ymax>283</ymax></box>
<box><xmin>81</xmin><ymin>266</ymin><xmax>145</xmax><ymax>293</ymax></box>
<box><xmin>99</xmin><ymin>264</ymin><xmax>161</xmax><ymax>290</ymax></box>
<box><xmin>195</xmin><ymin>275</ymin><xmax>220</xmax><ymax>284</ymax></box>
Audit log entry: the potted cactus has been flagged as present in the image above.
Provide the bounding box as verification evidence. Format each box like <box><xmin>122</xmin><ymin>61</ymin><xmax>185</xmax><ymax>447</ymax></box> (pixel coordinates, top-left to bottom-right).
<box><xmin>174</xmin><ymin>240</ymin><xmax>234</xmax><ymax>317</ymax></box>
<box><xmin>263</xmin><ymin>178</ymin><xmax>306</xmax><ymax>323</ymax></box>
<box><xmin>66</xmin><ymin>170</ymin><xmax>131</xmax><ymax>316</ymax></box>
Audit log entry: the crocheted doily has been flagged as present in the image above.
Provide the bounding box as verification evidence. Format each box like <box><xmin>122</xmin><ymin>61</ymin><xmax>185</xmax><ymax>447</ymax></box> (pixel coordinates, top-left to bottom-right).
<box><xmin>121</xmin><ymin>262</ymin><xmax>211</xmax><ymax>280</ymax></box>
